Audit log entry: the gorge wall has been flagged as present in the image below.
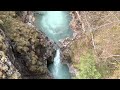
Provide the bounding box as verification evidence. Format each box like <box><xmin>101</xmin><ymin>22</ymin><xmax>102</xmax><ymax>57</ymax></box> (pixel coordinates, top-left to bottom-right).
<box><xmin>0</xmin><ymin>11</ymin><xmax>56</xmax><ymax>79</ymax></box>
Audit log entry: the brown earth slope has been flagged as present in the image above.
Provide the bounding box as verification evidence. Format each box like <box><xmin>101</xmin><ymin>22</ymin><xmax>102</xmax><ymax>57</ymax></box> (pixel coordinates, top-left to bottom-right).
<box><xmin>69</xmin><ymin>11</ymin><xmax>120</xmax><ymax>79</ymax></box>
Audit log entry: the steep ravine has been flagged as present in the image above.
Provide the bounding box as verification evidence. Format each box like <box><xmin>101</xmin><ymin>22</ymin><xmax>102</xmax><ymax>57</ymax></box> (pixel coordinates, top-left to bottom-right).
<box><xmin>0</xmin><ymin>11</ymin><xmax>80</xmax><ymax>79</ymax></box>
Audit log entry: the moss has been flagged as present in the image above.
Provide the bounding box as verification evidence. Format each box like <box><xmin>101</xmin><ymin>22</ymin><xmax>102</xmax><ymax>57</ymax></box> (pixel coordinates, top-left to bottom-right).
<box><xmin>75</xmin><ymin>50</ymin><xmax>101</xmax><ymax>79</ymax></box>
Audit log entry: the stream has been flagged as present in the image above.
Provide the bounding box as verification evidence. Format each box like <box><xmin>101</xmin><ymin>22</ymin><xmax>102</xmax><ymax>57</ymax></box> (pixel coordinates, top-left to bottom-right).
<box><xmin>34</xmin><ymin>11</ymin><xmax>73</xmax><ymax>79</ymax></box>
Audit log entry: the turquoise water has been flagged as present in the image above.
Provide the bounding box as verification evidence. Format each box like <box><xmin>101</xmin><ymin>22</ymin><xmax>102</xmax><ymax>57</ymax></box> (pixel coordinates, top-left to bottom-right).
<box><xmin>34</xmin><ymin>11</ymin><xmax>73</xmax><ymax>43</ymax></box>
<box><xmin>48</xmin><ymin>49</ymin><xmax>71</xmax><ymax>79</ymax></box>
<box><xmin>34</xmin><ymin>11</ymin><xmax>72</xmax><ymax>79</ymax></box>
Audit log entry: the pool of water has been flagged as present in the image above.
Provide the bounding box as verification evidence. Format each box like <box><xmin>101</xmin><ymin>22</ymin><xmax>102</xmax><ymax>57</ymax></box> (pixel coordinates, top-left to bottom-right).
<box><xmin>34</xmin><ymin>11</ymin><xmax>73</xmax><ymax>43</ymax></box>
<box><xmin>48</xmin><ymin>63</ymin><xmax>71</xmax><ymax>79</ymax></box>
<box><xmin>48</xmin><ymin>49</ymin><xmax>71</xmax><ymax>79</ymax></box>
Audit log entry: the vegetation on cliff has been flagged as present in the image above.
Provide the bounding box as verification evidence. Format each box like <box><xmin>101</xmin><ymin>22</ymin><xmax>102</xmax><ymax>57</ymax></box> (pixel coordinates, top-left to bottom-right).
<box><xmin>70</xmin><ymin>11</ymin><xmax>120</xmax><ymax>79</ymax></box>
<box><xmin>0</xmin><ymin>11</ymin><xmax>120</xmax><ymax>79</ymax></box>
<box><xmin>0</xmin><ymin>11</ymin><xmax>55</xmax><ymax>79</ymax></box>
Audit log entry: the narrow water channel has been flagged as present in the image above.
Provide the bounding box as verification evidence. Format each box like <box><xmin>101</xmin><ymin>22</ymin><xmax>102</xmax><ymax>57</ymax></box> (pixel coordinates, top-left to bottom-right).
<box><xmin>34</xmin><ymin>11</ymin><xmax>73</xmax><ymax>79</ymax></box>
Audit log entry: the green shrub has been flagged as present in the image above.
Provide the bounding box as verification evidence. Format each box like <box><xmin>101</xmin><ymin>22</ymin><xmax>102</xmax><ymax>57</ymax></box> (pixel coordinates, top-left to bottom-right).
<box><xmin>75</xmin><ymin>50</ymin><xmax>101</xmax><ymax>79</ymax></box>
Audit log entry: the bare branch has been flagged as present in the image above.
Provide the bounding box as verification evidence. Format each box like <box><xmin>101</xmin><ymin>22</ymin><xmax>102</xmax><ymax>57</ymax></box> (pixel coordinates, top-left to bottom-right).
<box><xmin>99</xmin><ymin>55</ymin><xmax>120</xmax><ymax>59</ymax></box>
<box><xmin>92</xmin><ymin>21</ymin><xmax>120</xmax><ymax>31</ymax></box>
<box><xmin>109</xmin><ymin>11</ymin><xmax>120</xmax><ymax>22</ymax></box>
<box><xmin>75</xmin><ymin>11</ymin><xmax>86</xmax><ymax>32</ymax></box>
<box><xmin>82</xmin><ymin>12</ymin><xmax>98</xmax><ymax>54</ymax></box>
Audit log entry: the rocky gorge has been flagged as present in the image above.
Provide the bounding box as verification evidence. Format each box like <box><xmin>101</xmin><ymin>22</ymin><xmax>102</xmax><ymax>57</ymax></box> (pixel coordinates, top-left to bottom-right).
<box><xmin>0</xmin><ymin>11</ymin><xmax>78</xmax><ymax>79</ymax></box>
<box><xmin>0</xmin><ymin>11</ymin><xmax>120</xmax><ymax>79</ymax></box>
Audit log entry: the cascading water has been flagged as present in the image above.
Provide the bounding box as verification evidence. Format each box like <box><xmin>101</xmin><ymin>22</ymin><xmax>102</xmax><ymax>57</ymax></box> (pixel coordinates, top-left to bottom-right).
<box><xmin>34</xmin><ymin>11</ymin><xmax>72</xmax><ymax>79</ymax></box>
<box><xmin>49</xmin><ymin>49</ymin><xmax>71</xmax><ymax>79</ymax></box>
<box><xmin>54</xmin><ymin>49</ymin><xmax>60</xmax><ymax>75</ymax></box>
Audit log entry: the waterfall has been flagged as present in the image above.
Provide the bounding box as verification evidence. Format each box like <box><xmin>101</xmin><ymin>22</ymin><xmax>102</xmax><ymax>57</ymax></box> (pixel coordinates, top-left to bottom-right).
<box><xmin>53</xmin><ymin>49</ymin><xmax>61</xmax><ymax>78</ymax></box>
<box><xmin>50</xmin><ymin>48</ymin><xmax>71</xmax><ymax>79</ymax></box>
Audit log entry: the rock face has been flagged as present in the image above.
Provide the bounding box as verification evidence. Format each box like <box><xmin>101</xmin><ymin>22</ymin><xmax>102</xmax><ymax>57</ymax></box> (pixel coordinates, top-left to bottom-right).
<box><xmin>0</xmin><ymin>11</ymin><xmax>55</xmax><ymax>79</ymax></box>
<box><xmin>0</xmin><ymin>28</ymin><xmax>21</xmax><ymax>79</ymax></box>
